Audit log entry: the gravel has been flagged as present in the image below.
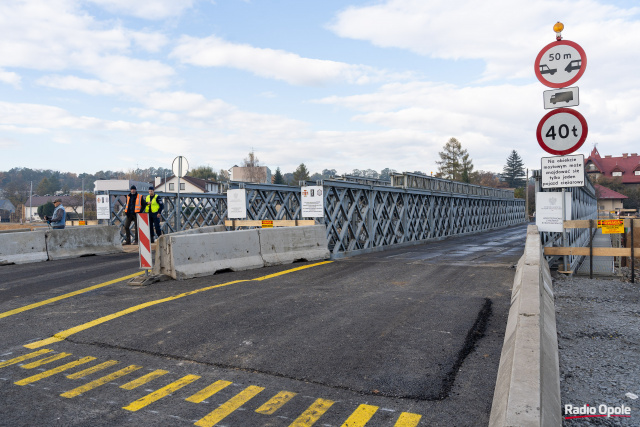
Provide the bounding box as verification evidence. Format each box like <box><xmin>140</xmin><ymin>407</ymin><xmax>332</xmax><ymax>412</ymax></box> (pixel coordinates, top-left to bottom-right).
<box><xmin>554</xmin><ymin>270</ymin><xmax>640</xmax><ymax>426</ymax></box>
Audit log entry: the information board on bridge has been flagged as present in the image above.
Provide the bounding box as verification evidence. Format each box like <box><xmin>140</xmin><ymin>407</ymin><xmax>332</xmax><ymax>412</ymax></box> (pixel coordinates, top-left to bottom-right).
<box><xmin>541</xmin><ymin>154</ymin><xmax>584</xmax><ymax>188</ymax></box>
<box><xmin>598</xmin><ymin>219</ymin><xmax>624</xmax><ymax>234</ymax></box>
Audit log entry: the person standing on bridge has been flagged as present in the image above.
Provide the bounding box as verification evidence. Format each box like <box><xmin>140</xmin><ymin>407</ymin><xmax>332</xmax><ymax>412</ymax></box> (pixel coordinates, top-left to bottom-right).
<box><xmin>124</xmin><ymin>185</ymin><xmax>146</xmax><ymax>245</ymax></box>
<box><xmin>145</xmin><ymin>186</ymin><xmax>163</xmax><ymax>243</ymax></box>
<box><xmin>45</xmin><ymin>198</ymin><xmax>66</xmax><ymax>229</ymax></box>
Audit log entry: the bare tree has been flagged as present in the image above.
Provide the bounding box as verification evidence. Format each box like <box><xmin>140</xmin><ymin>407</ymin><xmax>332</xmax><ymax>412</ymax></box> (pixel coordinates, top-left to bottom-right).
<box><xmin>242</xmin><ymin>150</ymin><xmax>267</xmax><ymax>183</ymax></box>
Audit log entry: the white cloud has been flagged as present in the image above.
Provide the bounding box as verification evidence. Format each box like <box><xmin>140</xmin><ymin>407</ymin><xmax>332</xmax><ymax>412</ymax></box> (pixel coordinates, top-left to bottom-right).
<box><xmin>37</xmin><ymin>75</ymin><xmax>118</xmax><ymax>95</ymax></box>
<box><xmin>171</xmin><ymin>35</ymin><xmax>410</xmax><ymax>86</ymax></box>
<box><xmin>0</xmin><ymin>69</ymin><xmax>21</xmax><ymax>87</ymax></box>
<box><xmin>86</xmin><ymin>0</ymin><xmax>195</xmax><ymax>20</ymax></box>
<box><xmin>328</xmin><ymin>0</ymin><xmax>640</xmax><ymax>83</ymax></box>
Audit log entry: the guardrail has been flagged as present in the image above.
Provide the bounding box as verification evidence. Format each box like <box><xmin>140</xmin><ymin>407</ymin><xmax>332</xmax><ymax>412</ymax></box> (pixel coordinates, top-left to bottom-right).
<box><xmin>108</xmin><ymin>178</ymin><xmax>526</xmax><ymax>258</ymax></box>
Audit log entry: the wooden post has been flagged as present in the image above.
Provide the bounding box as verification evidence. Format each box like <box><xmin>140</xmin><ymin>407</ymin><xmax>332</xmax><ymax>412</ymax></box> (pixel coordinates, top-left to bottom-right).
<box><xmin>589</xmin><ymin>219</ymin><xmax>594</xmax><ymax>279</ymax></box>
<box><xmin>632</xmin><ymin>219</ymin><xmax>635</xmax><ymax>284</ymax></box>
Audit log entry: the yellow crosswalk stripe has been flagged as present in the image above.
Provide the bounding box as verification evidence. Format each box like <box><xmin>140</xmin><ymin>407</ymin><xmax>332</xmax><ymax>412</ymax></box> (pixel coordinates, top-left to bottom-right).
<box><xmin>289</xmin><ymin>398</ymin><xmax>335</xmax><ymax>427</ymax></box>
<box><xmin>20</xmin><ymin>353</ymin><xmax>71</xmax><ymax>369</ymax></box>
<box><xmin>185</xmin><ymin>380</ymin><xmax>232</xmax><ymax>403</ymax></box>
<box><xmin>0</xmin><ymin>349</ymin><xmax>53</xmax><ymax>368</ymax></box>
<box><xmin>15</xmin><ymin>356</ymin><xmax>96</xmax><ymax>386</ymax></box>
<box><xmin>255</xmin><ymin>390</ymin><xmax>298</xmax><ymax>415</ymax></box>
<box><xmin>66</xmin><ymin>360</ymin><xmax>119</xmax><ymax>379</ymax></box>
<box><xmin>123</xmin><ymin>374</ymin><xmax>201</xmax><ymax>412</ymax></box>
<box><xmin>194</xmin><ymin>385</ymin><xmax>265</xmax><ymax>427</ymax></box>
<box><xmin>120</xmin><ymin>369</ymin><xmax>169</xmax><ymax>390</ymax></box>
<box><xmin>61</xmin><ymin>365</ymin><xmax>142</xmax><ymax>398</ymax></box>
<box><xmin>340</xmin><ymin>404</ymin><xmax>379</xmax><ymax>427</ymax></box>
<box><xmin>394</xmin><ymin>412</ymin><xmax>422</xmax><ymax>427</ymax></box>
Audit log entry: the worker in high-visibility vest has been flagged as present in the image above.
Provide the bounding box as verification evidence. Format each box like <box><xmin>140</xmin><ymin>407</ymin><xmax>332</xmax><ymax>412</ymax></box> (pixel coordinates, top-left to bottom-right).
<box><xmin>124</xmin><ymin>185</ymin><xmax>147</xmax><ymax>245</ymax></box>
<box><xmin>145</xmin><ymin>187</ymin><xmax>164</xmax><ymax>243</ymax></box>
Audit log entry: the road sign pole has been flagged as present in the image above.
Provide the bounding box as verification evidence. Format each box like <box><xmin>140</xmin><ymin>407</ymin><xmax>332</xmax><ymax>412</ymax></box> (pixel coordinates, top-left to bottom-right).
<box><xmin>562</xmin><ymin>188</ymin><xmax>568</xmax><ymax>272</ymax></box>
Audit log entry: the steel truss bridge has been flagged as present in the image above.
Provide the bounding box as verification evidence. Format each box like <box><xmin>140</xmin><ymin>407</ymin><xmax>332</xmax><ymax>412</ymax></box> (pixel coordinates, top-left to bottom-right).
<box><xmin>108</xmin><ymin>173</ymin><xmax>526</xmax><ymax>259</ymax></box>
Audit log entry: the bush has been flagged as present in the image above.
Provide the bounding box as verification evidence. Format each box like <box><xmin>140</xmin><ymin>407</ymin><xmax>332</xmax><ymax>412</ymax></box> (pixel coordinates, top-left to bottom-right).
<box><xmin>37</xmin><ymin>201</ymin><xmax>55</xmax><ymax>219</ymax></box>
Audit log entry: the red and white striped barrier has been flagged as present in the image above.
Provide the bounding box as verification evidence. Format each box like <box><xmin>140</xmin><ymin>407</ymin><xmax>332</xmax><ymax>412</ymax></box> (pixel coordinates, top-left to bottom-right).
<box><xmin>137</xmin><ymin>213</ymin><xmax>153</xmax><ymax>269</ymax></box>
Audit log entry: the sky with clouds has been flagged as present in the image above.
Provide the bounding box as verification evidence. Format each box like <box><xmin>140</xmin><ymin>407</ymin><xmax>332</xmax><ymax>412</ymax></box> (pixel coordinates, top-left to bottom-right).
<box><xmin>1</xmin><ymin>0</ymin><xmax>639</xmax><ymax>177</ymax></box>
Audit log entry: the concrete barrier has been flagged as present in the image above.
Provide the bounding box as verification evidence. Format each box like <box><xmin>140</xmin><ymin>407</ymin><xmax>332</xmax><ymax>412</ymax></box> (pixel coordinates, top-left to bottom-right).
<box><xmin>259</xmin><ymin>225</ymin><xmax>329</xmax><ymax>266</ymax></box>
<box><xmin>0</xmin><ymin>230</ymin><xmax>48</xmax><ymax>265</ymax></box>
<box><xmin>45</xmin><ymin>226</ymin><xmax>123</xmax><ymax>261</ymax></box>
<box><xmin>154</xmin><ymin>229</ymin><xmax>264</xmax><ymax>280</ymax></box>
<box><xmin>489</xmin><ymin>225</ymin><xmax>561</xmax><ymax>427</ymax></box>
<box><xmin>153</xmin><ymin>225</ymin><xmax>330</xmax><ymax>280</ymax></box>
<box><xmin>172</xmin><ymin>225</ymin><xmax>226</xmax><ymax>236</ymax></box>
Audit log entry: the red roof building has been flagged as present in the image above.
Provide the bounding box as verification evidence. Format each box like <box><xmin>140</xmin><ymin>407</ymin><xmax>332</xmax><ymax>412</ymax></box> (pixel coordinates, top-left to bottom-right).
<box><xmin>594</xmin><ymin>184</ymin><xmax>628</xmax><ymax>214</ymax></box>
<box><xmin>584</xmin><ymin>147</ymin><xmax>640</xmax><ymax>186</ymax></box>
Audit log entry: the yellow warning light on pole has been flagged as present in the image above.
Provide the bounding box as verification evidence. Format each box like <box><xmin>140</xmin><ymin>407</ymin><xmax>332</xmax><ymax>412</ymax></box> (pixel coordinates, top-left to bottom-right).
<box><xmin>554</xmin><ymin>22</ymin><xmax>564</xmax><ymax>40</ymax></box>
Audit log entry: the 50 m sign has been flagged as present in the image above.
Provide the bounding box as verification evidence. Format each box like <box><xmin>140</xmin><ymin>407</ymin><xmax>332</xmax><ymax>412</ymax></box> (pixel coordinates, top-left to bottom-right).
<box><xmin>536</xmin><ymin>108</ymin><xmax>588</xmax><ymax>155</ymax></box>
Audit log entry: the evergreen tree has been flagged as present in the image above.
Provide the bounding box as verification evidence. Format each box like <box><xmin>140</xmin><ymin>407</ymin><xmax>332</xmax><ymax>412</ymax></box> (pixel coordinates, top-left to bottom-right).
<box><xmin>436</xmin><ymin>137</ymin><xmax>474</xmax><ymax>182</ymax></box>
<box><xmin>273</xmin><ymin>167</ymin><xmax>285</xmax><ymax>184</ymax></box>
<box><xmin>292</xmin><ymin>163</ymin><xmax>310</xmax><ymax>185</ymax></box>
<box><xmin>189</xmin><ymin>166</ymin><xmax>218</xmax><ymax>181</ymax></box>
<box><xmin>502</xmin><ymin>150</ymin><xmax>526</xmax><ymax>188</ymax></box>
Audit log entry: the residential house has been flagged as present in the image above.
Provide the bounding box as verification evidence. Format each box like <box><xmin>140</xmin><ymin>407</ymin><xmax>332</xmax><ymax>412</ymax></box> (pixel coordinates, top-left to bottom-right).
<box><xmin>22</xmin><ymin>195</ymin><xmax>85</xmax><ymax>221</ymax></box>
<box><xmin>154</xmin><ymin>176</ymin><xmax>223</xmax><ymax>194</ymax></box>
<box><xmin>594</xmin><ymin>184</ymin><xmax>627</xmax><ymax>215</ymax></box>
<box><xmin>585</xmin><ymin>148</ymin><xmax>640</xmax><ymax>188</ymax></box>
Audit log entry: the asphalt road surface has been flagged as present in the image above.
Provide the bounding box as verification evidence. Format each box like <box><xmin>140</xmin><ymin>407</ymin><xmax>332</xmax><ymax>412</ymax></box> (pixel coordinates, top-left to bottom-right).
<box><xmin>0</xmin><ymin>224</ymin><xmax>527</xmax><ymax>426</ymax></box>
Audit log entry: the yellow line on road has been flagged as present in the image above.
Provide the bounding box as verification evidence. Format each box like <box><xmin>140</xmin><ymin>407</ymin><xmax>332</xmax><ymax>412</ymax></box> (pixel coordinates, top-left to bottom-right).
<box><xmin>0</xmin><ymin>271</ymin><xmax>144</xmax><ymax>320</ymax></box>
<box><xmin>186</xmin><ymin>380</ymin><xmax>232</xmax><ymax>403</ymax></box>
<box><xmin>15</xmin><ymin>356</ymin><xmax>96</xmax><ymax>386</ymax></box>
<box><xmin>24</xmin><ymin>261</ymin><xmax>332</xmax><ymax>349</ymax></box>
<box><xmin>195</xmin><ymin>385</ymin><xmax>265</xmax><ymax>427</ymax></box>
<box><xmin>67</xmin><ymin>360</ymin><xmax>119</xmax><ymax>379</ymax></box>
<box><xmin>0</xmin><ymin>349</ymin><xmax>53</xmax><ymax>368</ymax></box>
<box><xmin>120</xmin><ymin>369</ymin><xmax>169</xmax><ymax>390</ymax></box>
<box><xmin>61</xmin><ymin>365</ymin><xmax>142</xmax><ymax>398</ymax></box>
<box><xmin>20</xmin><ymin>352</ymin><xmax>71</xmax><ymax>369</ymax></box>
<box><xmin>340</xmin><ymin>404</ymin><xmax>378</xmax><ymax>426</ymax></box>
<box><xmin>289</xmin><ymin>398</ymin><xmax>335</xmax><ymax>427</ymax></box>
<box><xmin>123</xmin><ymin>374</ymin><xmax>201</xmax><ymax>412</ymax></box>
<box><xmin>255</xmin><ymin>390</ymin><xmax>297</xmax><ymax>415</ymax></box>
<box><xmin>394</xmin><ymin>412</ymin><xmax>422</xmax><ymax>427</ymax></box>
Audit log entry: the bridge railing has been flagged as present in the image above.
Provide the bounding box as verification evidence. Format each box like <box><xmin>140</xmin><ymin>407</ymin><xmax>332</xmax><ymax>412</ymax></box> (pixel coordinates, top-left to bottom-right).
<box><xmin>532</xmin><ymin>169</ymin><xmax>597</xmax><ymax>272</ymax></box>
<box><xmin>108</xmin><ymin>178</ymin><xmax>526</xmax><ymax>258</ymax></box>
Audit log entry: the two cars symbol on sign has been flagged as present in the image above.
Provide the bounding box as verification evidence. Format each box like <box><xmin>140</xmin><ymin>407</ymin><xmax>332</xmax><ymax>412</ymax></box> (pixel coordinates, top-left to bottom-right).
<box><xmin>536</xmin><ymin>108</ymin><xmax>588</xmax><ymax>155</ymax></box>
<box><xmin>534</xmin><ymin>40</ymin><xmax>587</xmax><ymax>88</ymax></box>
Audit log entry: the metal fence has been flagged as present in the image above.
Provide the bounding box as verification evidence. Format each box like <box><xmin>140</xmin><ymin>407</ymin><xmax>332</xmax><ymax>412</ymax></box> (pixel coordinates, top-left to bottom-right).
<box><xmin>532</xmin><ymin>169</ymin><xmax>598</xmax><ymax>271</ymax></box>
<box><xmin>108</xmin><ymin>174</ymin><xmax>525</xmax><ymax>258</ymax></box>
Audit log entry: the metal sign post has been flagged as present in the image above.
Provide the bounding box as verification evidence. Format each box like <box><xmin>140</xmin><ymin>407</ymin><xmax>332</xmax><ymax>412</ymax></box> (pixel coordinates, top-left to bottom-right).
<box><xmin>172</xmin><ymin>156</ymin><xmax>189</xmax><ymax>232</ymax></box>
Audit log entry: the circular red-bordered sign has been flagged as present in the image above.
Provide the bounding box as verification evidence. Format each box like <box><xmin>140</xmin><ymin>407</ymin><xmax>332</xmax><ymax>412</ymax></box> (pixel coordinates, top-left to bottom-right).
<box><xmin>536</xmin><ymin>108</ymin><xmax>588</xmax><ymax>155</ymax></box>
<box><xmin>534</xmin><ymin>40</ymin><xmax>587</xmax><ymax>88</ymax></box>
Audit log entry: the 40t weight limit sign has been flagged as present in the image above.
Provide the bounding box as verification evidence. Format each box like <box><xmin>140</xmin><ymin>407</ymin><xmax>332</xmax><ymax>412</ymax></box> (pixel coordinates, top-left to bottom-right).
<box><xmin>536</xmin><ymin>108</ymin><xmax>588</xmax><ymax>155</ymax></box>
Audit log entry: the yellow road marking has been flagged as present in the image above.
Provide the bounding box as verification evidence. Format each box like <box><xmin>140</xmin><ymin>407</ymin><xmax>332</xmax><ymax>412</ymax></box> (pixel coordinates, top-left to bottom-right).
<box><xmin>25</xmin><ymin>261</ymin><xmax>333</xmax><ymax>349</ymax></box>
<box><xmin>20</xmin><ymin>352</ymin><xmax>71</xmax><ymax>369</ymax></box>
<box><xmin>123</xmin><ymin>374</ymin><xmax>201</xmax><ymax>412</ymax></box>
<box><xmin>340</xmin><ymin>404</ymin><xmax>378</xmax><ymax>426</ymax></box>
<box><xmin>61</xmin><ymin>365</ymin><xmax>142</xmax><ymax>398</ymax></box>
<box><xmin>0</xmin><ymin>349</ymin><xmax>53</xmax><ymax>368</ymax></box>
<box><xmin>186</xmin><ymin>380</ymin><xmax>232</xmax><ymax>403</ymax></box>
<box><xmin>194</xmin><ymin>385</ymin><xmax>265</xmax><ymax>427</ymax></box>
<box><xmin>289</xmin><ymin>398</ymin><xmax>335</xmax><ymax>427</ymax></box>
<box><xmin>0</xmin><ymin>272</ymin><xmax>145</xmax><ymax>320</ymax></box>
<box><xmin>255</xmin><ymin>390</ymin><xmax>297</xmax><ymax>415</ymax></box>
<box><xmin>120</xmin><ymin>369</ymin><xmax>169</xmax><ymax>390</ymax></box>
<box><xmin>67</xmin><ymin>360</ymin><xmax>119</xmax><ymax>379</ymax></box>
<box><xmin>15</xmin><ymin>356</ymin><xmax>96</xmax><ymax>386</ymax></box>
<box><xmin>394</xmin><ymin>412</ymin><xmax>422</xmax><ymax>427</ymax></box>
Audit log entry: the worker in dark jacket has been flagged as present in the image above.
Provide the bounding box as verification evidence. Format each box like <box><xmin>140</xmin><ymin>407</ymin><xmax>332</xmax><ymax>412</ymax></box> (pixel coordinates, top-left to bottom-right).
<box><xmin>45</xmin><ymin>198</ymin><xmax>66</xmax><ymax>229</ymax></box>
<box><xmin>145</xmin><ymin>187</ymin><xmax>163</xmax><ymax>243</ymax></box>
<box><xmin>124</xmin><ymin>185</ymin><xmax>147</xmax><ymax>245</ymax></box>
